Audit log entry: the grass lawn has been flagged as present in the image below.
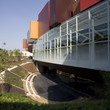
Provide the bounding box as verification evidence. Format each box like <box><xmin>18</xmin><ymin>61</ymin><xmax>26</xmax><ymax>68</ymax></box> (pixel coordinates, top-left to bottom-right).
<box><xmin>0</xmin><ymin>93</ymin><xmax>110</xmax><ymax>110</ymax></box>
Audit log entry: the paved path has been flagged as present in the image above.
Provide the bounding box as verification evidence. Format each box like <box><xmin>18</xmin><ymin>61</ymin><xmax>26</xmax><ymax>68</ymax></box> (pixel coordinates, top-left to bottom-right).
<box><xmin>0</xmin><ymin>62</ymin><xmax>31</xmax><ymax>83</ymax></box>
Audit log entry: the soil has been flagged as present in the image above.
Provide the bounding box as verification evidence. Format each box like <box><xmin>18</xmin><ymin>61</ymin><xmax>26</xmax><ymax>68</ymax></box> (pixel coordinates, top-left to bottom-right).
<box><xmin>7</xmin><ymin>58</ymin><xmax>32</xmax><ymax>67</ymax></box>
<box><xmin>8</xmin><ymin>57</ymin><xmax>37</xmax><ymax>73</ymax></box>
<box><xmin>22</xmin><ymin>62</ymin><xmax>38</xmax><ymax>73</ymax></box>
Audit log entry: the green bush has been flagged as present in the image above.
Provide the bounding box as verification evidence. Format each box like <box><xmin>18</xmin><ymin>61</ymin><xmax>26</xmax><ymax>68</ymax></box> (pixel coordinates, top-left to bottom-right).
<box><xmin>99</xmin><ymin>71</ymin><xmax>110</xmax><ymax>100</ymax></box>
<box><xmin>0</xmin><ymin>49</ymin><xmax>8</xmax><ymax>71</ymax></box>
<box><xmin>0</xmin><ymin>63</ymin><xmax>5</xmax><ymax>71</ymax></box>
<box><xmin>0</xmin><ymin>93</ymin><xmax>33</xmax><ymax>103</ymax></box>
<box><xmin>14</xmin><ymin>50</ymin><xmax>22</xmax><ymax>61</ymax></box>
<box><xmin>8</xmin><ymin>50</ymin><xmax>14</xmax><ymax>60</ymax></box>
<box><xmin>0</xmin><ymin>93</ymin><xmax>110</xmax><ymax>110</ymax></box>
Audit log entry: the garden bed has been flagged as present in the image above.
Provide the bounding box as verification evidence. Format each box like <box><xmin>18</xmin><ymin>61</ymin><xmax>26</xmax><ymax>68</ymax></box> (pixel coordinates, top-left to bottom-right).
<box><xmin>4</xmin><ymin>71</ymin><xmax>23</xmax><ymax>88</ymax></box>
<box><xmin>11</xmin><ymin>67</ymin><xmax>28</xmax><ymax>79</ymax></box>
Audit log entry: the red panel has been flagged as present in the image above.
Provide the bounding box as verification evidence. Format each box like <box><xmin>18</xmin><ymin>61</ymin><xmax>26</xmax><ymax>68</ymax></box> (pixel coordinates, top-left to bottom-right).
<box><xmin>23</xmin><ymin>39</ymin><xmax>27</xmax><ymax>49</ymax></box>
<box><xmin>38</xmin><ymin>2</ymin><xmax>50</xmax><ymax>37</ymax></box>
<box><xmin>80</xmin><ymin>0</ymin><xmax>102</xmax><ymax>12</ymax></box>
<box><xmin>50</xmin><ymin>0</ymin><xmax>73</xmax><ymax>28</ymax></box>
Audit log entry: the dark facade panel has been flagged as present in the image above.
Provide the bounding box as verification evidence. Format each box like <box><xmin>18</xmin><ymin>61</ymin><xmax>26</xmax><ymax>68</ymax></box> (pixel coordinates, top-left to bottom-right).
<box><xmin>28</xmin><ymin>44</ymin><xmax>33</xmax><ymax>53</ymax></box>
<box><xmin>50</xmin><ymin>0</ymin><xmax>73</xmax><ymax>28</ymax></box>
<box><xmin>73</xmin><ymin>0</ymin><xmax>80</xmax><ymax>16</ymax></box>
<box><xmin>50</xmin><ymin>0</ymin><xmax>56</xmax><ymax>28</ymax></box>
<box><xmin>80</xmin><ymin>0</ymin><xmax>102</xmax><ymax>12</ymax></box>
<box><xmin>38</xmin><ymin>2</ymin><xmax>50</xmax><ymax>37</ymax></box>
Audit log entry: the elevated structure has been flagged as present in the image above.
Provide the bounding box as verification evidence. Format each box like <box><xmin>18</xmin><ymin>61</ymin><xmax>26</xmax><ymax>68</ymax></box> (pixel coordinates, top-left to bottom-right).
<box><xmin>33</xmin><ymin>0</ymin><xmax>110</xmax><ymax>72</ymax></box>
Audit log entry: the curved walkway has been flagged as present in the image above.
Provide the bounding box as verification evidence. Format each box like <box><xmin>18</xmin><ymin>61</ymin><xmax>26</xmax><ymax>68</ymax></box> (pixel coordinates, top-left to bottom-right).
<box><xmin>23</xmin><ymin>72</ymin><xmax>48</xmax><ymax>103</ymax></box>
<box><xmin>0</xmin><ymin>62</ymin><xmax>48</xmax><ymax>103</ymax></box>
<box><xmin>1</xmin><ymin>62</ymin><xmax>87</xmax><ymax>104</ymax></box>
<box><xmin>0</xmin><ymin>62</ymin><xmax>31</xmax><ymax>83</ymax></box>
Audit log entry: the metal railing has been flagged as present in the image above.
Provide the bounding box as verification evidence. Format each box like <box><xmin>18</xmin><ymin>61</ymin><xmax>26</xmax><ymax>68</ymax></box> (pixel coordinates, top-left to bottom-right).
<box><xmin>33</xmin><ymin>0</ymin><xmax>110</xmax><ymax>71</ymax></box>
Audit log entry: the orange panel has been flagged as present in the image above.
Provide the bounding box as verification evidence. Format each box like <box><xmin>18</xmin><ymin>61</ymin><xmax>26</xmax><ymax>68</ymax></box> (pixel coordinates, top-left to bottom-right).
<box><xmin>30</xmin><ymin>21</ymin><xmax>39</xmax><ymax>39</ymax></box>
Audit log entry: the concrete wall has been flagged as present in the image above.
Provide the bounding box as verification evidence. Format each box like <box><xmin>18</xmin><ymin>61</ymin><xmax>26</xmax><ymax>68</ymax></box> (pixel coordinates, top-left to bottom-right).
<box><xmin>0</xmin><ymin>83</ymin><xmax>25</xmax><ymax>94</ymax></box>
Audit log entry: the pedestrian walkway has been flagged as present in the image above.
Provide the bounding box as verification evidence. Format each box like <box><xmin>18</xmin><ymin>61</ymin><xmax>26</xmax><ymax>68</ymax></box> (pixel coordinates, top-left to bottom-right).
<box><xmin>0</xmin><ymin>62</ymin><xmax>31</xmax><ymax>83</ymax></box>
<box><xmin>23</xmin><ymin>71</ymin><xmax>48</xmax><ymax>103</ymax></box>
<box><xmin>0</xmin><ymin>61</ymin><xmax>48</xmax><ymax>103</ymax></box>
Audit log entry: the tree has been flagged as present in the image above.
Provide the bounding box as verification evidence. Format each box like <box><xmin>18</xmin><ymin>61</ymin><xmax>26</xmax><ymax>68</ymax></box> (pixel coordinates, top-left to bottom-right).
<box><xmin>0</xmin><ymin>48</ymin><xmax>8</xmax><ymax>71</ymax></box>
<box><xmin>9</xmin><ymin>50</ymin><xmax>14</xmax><ymax>60</ymax></box>
<box><xmin>14</xmin><ymin>49</ymin><xmax>22</xmax><ymax>61</ymax></box>
<box><xmin>3</xmin><ymin>42</ymin><xmax>6</xmax><ymax>46</ymax></box>
<box><xmin>2</xmin><ymin>42</ymin><xmax>6</xmax><ymax>49</ymax></box>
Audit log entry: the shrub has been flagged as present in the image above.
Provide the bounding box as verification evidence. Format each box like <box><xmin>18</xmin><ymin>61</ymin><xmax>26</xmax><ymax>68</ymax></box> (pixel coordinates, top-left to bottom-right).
<box><xmin>0</xmin><ymin>49</ymin><xmax>8</xmax><ymax>71</ymax></box>
<box><xmin>0</xmin><ymin>93</ymin><xmax>110</xmax><ymax>110</ymax></box>
<box><xmin>14</xmin><ymin>50</ymin><xmax>22</xmax><ymax>61</ymax></box>
<box><xmin>100</xmin><ymin>71</ymin><xmax>110</xmax><ymax>100</ymax></box>
<box><xmin>8</xmin><ymin>50</ymin><xmax>14</xmax><ymax>60</ymax></box>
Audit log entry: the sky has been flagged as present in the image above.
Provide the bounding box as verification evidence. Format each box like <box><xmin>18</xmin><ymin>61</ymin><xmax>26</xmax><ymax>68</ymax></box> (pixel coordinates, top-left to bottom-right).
<box><xmin>0</xmin><ymin>0</ymin><xmax>49</xmax><ymax>50</ymax></box>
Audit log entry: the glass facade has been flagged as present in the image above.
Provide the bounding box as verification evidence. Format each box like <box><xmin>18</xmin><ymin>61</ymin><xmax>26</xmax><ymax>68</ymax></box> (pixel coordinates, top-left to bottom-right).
<box><xmin>33</xmin><ymin>0</ymin><xmax>110</xmax><ymax>71</ymax></box>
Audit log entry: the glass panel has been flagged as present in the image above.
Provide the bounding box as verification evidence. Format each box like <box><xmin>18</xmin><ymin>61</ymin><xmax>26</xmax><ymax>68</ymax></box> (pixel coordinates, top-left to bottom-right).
<box><xmin>71</xmin><ymin>33</ymin><xmax>76</xmax><ymax>45</ymax></box>
<box><xmin>94</xmin><ymin>23</ymin><xmax>108</xmax><ymax>42</ymax></box>
<box><xmin>78</xmin><ymin>44</ymin><xmax>89</xmax><ymax>61</ymax></box>
<box><xmin>61</xmin><ymin>48</ymin><xmax>67</xmax><ymax>60</ymax></box>
<box><xmin>61</xmin><ymin>23</ymin><xmax>67</xmax><ymax>36</ymax></box>
<box><xmin>67</xmin><ymin>47</ymin><xmax>71</xmax><ymax>60</ymax></box>
<box><xmin>51</xmin><ymin>49</ymin><xmax>54</xmax><ymax>59</ymax></box>
<box><xmin>78</xmin><ymin>29</ymin><xmax>89</xmax><ymax>44</ymax></box>
<box><xmin>68</xmin><ymin>35</ymin><xmax>70</xmax><ymax>46</ymax></box>
<box><xmin>94</xmin><ymin>42</ymin><xmax>108</xmax><ymax>63</ymax></box>
<box><xmin>68</xmin><ymin>18</ymin><xmax>76</xmax><ymax>33</ymax></box>
<box><xmin>48</xmin><ymin>42</ymin><xmax>50</xmax><ymax>49</ymax></box>
<box><xmin>54</xmin><ymin>49</ymin><xmax>57</xmax><ymax>60</ymax></box>
<box><xmin>45</xmin><ymin>42</ymin><xmax>47</xmax><ymax>50</ymax></box>
<box><xmin>61</xmin><ymin>35</ymin><xmax>67</xmax><ymax>47</ymax></box>
<box><xmin>72</xmin><ymin>46</ymin><xmax>76</xmax><ymax>60</ymax></box>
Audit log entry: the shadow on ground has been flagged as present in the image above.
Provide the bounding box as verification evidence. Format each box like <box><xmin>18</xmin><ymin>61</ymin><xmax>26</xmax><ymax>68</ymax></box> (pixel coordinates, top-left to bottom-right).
<box><xmin>34</xmin><ymin>74</ymin><xmax>89</xmax><ymax>104</ymax></box>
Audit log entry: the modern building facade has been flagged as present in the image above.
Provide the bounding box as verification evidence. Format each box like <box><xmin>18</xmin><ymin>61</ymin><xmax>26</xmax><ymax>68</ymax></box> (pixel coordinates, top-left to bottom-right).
<box><xmin>24</xmin><ymin>0</ymin><xmax>110</xmax><ymax>77</ymax></box>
